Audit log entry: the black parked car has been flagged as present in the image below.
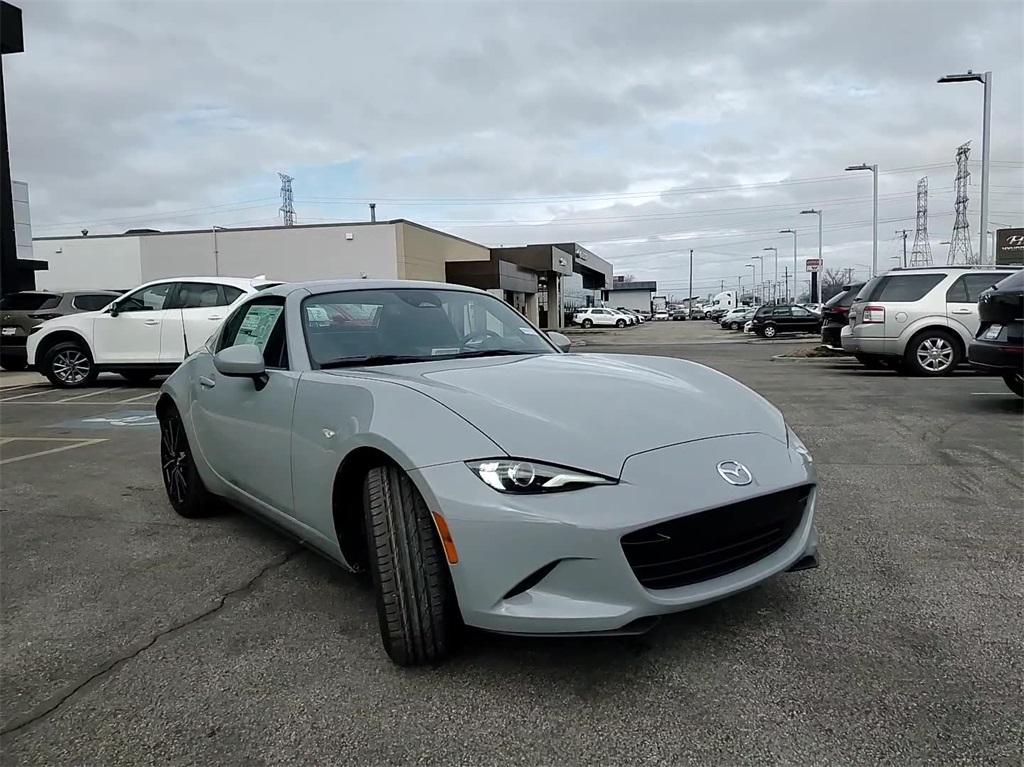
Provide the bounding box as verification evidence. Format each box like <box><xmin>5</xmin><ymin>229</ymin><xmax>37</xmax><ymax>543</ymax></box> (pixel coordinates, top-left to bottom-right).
<box><xmin>750</xmin><ymin>304</ymin><xmax>822</xmax><ymax>338</ymax></box>
<box><xmin>967</xmin><ymin>269</ymin><xmax>1023</xmax><ymax>397</ymax></box>
<box><xmin>820</xmin><ymin>282</ymin><xmax>865</xmax><ymax>349</ymax></box>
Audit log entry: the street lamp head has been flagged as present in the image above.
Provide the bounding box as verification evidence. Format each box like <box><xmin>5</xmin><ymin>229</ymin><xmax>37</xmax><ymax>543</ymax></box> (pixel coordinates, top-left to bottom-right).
<box><xmin>763</xmin><ymin>246</ymin><xmax>777</xmax><ymax>252</ymax></box>
<box><xmin>938</xmin><ymin>71</ymin><xmax>985</xmax><ymax>84</ymax></box>
<box><xmin>844</xmin><ymin>164</ymin><xmax>871</xmax><ymax>172</ymax></box>
<box><xmin>779</xmin><ymin>228</ymin><xmax>795</xmax><ymax>234</ymax></box>
<box><xmin>800</xmin><ymin>209</ymin><xmax>820</xmax><ymax>215</ymax></box>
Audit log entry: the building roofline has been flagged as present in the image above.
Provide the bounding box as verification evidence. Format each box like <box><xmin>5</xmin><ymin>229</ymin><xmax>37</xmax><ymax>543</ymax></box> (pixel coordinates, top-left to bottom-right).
<box><xmin>32</xmin><ymin>219</ymin><xmax>488</xmax><ymax>249</ymax></box>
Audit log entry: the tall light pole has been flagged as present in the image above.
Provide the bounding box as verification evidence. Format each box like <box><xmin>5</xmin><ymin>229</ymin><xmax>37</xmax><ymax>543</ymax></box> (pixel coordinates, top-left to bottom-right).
<box><xmin>845</xmin><ymin>164</ymin><xmax>878</xmax><ymax>276</ymax></box>
<box><xmin>745</xmin><ymin>264</ymin><xmax>756</xmax><ymax>301</ymax></box>
<box><xmin>800</xmin><ymin>209</ymin><xmax>823</xmax><ymax>302</ymax></box>
<box><xmin>211</xmin><ymin>225</ymin><xmax>228</xmax><ymax>276</ymax></box>
<box><xmin>751</xmin><ymin>254</ymin><xmax>763</xmax><ymax>302</ymax></box>
<box><xmin>939</xmin><ymin>70</ymin><xmax>992</xmax><ymax>263</ymax></box>
<box><xmin>779</xmin><ymin>229</ymin><xmax>797</xmax><ymax>301</ymax></box>
<box><xmin>763</xmin><ymin>247</ymin><xmax>778</xmax><ymax>303</ymax></box>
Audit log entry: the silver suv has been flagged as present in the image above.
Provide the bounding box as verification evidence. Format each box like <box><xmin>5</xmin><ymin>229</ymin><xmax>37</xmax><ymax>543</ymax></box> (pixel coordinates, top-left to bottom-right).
<box><xmin>842</xmin><ymin>266</ymin><xmax>1018</xmax><ymax>375</ymax></box>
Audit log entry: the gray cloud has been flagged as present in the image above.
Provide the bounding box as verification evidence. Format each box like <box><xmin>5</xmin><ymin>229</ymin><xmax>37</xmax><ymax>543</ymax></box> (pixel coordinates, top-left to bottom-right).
<box><xmin>5</xmin><ymin>0</ymin><xmax>1022</xmax><ymax>292</ymax></box>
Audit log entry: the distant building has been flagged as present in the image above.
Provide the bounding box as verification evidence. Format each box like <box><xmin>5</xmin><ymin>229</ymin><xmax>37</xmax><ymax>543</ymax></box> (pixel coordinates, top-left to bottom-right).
<box><xmin>33</xmin><ymin>222</ymin><xmax>614</xmax><ymax>329</ymax></box>
<box><xmin>603</xmin><ymin>278</ymin><xmax>658</xmax><ymax>313</ymax></box>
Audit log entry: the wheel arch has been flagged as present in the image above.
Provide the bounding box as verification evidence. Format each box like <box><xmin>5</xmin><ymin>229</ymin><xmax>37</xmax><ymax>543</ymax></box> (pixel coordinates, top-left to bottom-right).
<box><xmin>903</xmin><ymin>323</ymin><xmax>966</xmax><ymax>358</ymax></box>
<box><xmin>330</xmin><ymin>445</ymin><xmax>402</xmax><ymax>572</ymax></box>
<box><xmin>33</xmin><ymin>329</ymin><xmax>92</xmax><ymax>366</ymax></box>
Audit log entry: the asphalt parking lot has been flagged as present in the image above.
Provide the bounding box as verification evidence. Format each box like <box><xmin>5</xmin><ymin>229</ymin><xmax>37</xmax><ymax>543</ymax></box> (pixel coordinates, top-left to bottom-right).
<box><xmin>2</xmin><ymin>342</ymin><xmax>1022</xmax><ymax>765</ymax></box>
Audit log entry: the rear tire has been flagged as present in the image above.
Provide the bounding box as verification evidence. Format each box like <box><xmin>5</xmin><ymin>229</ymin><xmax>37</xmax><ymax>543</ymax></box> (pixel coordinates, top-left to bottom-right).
<box><xmin>762</xmin><ymin>324</ymin><xmax>778</xmax><ymax>338</ymax></box>
<box><xmin>159</xmin><ymin>406</ymin><xmax>218</xmax><ymax>518</ymax></box>
<box><xmin>42</xmin><ymin>341</ymin><xmax>97</xmax><ymax>388</ymax></box>
<box><xmin>0</xmin><ymin>357</ymin><xmax>27</xmax><ymax>371</ymax></box>
<box><xmin>730</xmin><ymin>321</ymin><xmax>740</xmax><ymax>330</ymax></box>
<box><xmin>904</xmin><ymin>329</ymin><xmax>961</xmax><ymax>376</ymax></box>
<box><xmin>615</xmin><ymin>319</ymin><xmax>626</xmax><ymax>328</ymax></box>
<box><xmin>364</xmin><ymin>465</ymin><xmax>458</xmax><ymax>666</ymax></box>
<box><xmin>1004</xmin><ymin>373</ymin><xmax>1024</xmax><ymax>397</ymax></box>
<box><xmin>581</xmin><ymin>319</ymin><xmax>593</xmax><ymax>328</ymax></box>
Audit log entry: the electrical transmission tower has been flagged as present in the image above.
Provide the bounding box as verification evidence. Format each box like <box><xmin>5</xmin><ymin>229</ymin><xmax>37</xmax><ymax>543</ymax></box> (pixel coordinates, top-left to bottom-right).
<box><xmin>278</xmin><ymin>172</ymin><xmax>295</xmax><ymax>226</ymax></box>
<box><xmin>946</xmin><ymin>143</ymin><xmax>975</xmax><ymax>265</ymax></box>
<box><xmin>909</xmin><ymin>177</ymin><xmax>933</xmax><ymax>266</ymax></box>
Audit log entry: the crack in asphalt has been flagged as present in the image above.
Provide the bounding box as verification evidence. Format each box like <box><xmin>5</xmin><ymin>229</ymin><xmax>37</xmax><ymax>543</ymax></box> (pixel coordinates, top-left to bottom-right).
<box><xmin>0</xmin><ymin>547</ymin><xmax>302</xmax><ymax>737</ymax></box>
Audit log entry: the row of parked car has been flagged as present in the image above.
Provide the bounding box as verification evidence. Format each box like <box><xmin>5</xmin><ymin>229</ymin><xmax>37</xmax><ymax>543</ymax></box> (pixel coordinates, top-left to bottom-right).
<box><xmin>715</xmin><ymin>303</ymin><xmax>823</xmax><ymax>337</ymax></box>
<box><xmin>570</xmin><ymin>307</ymin><xmax>648</xmax><ymax>328</ymax></box>
<box><xmin>822</xmin><ymin>265</ymin><xmax>1023</xmax><ymax>394</ymax></box>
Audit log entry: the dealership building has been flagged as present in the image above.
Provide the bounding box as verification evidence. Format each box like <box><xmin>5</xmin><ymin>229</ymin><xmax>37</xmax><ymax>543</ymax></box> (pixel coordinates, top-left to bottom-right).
<box><xmin>602</xmin><ymin>278</ymin><xmax>659</xmax><ymax>313</ymax></box>
<box><xmin>31</xmin><ymin>220</ymin><xmax>614</xmax><ymax>329</ymax></box>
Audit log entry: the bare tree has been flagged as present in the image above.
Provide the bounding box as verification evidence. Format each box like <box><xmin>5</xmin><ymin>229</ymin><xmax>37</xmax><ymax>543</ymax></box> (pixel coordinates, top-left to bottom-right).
<box><xmin>820</xmin><ymin>268</ymin><xmax>848</xmax><ymax>302</ymax></box>
<box><xmin>616</xmin><ymin>274</ymin><xmax>636</xmax><ymax>283</ymax></box>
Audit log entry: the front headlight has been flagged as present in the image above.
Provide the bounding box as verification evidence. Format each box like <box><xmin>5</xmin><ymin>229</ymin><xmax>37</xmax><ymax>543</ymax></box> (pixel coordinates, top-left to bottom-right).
<box><xmin>787</xmin><ymin>427</ymin><xmax>813</xmax><ymax>463</ymax></box>
<box><xmin>466</xmin><ymin>459</ymin><xmax>615</xmax><ymax>493</ymax></box>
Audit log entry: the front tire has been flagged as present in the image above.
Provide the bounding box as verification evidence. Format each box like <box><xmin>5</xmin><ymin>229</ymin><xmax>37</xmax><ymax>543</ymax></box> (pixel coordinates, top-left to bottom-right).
<box><xmin>364</xmin><ymin>465</ymin><xmax>458</xmax><ymax>666</ymax></box>
<box><xmin>159</xmin><ymin>407</ymin><xmax>217</xmax><ymax>518</ymax></box>
<box><xmin>1004</xmin><ymin>373</ymin><xmax>1024</xmax><ymax>397</ymax></box>
<box><xmin>730</xmin><ymin>321</ymin><xmax>740</xmax><ymax>330</ymax></box>
<box><xmin>762</xmin><ymin>324</ymin><xmax>778</xmax><ymax>338</ymax></box>
<box><xmin>581</xmin><ymin>319</ymin><xmax>593</xmax><ymax>329</ymax></box>
<box><xmin>615</xmin><ymin>319</ymin><xmax>626</xmax><ymax>328</ymax></box>
<box><xmin>904</xmin><ymin>329</ymin><xmax>961</xmax><ymax>376</ymax></box>
<box><xmin>42</xmin><ymin>341</ymin><xmax>97</xmax><ymax>388</ymax></box>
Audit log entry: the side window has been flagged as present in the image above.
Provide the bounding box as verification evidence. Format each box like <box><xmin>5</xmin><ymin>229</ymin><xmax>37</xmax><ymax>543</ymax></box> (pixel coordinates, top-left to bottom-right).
<box><xmin>219</xmin><ymin>298</ymin><xmax>288</xmax><ymax>368</ymax></box>
<box><xmin>221</xmin><ymin>286</ymin><xmax>244</xmax><ymax>305</ymax></box>
<box><xmin>962</xmin><ymin>273</ymin><xmax>1005</xmax><ymax>303</ymax></box>
<box><xmin>118</xmin><ymin>283</ymin><xmax>174</xmax><ymax>312</ymax></box>
<box><xmin>772</xmin><ymin>306</ymin><xmax>792</xmax><ymax>317</ymax></box>
<box><xmin>791</xmin><ymin>306</ymin><xmax>811</xmax><ymax>317</ymax></box>
<box><xmin>875</xmin><ymin>274</ymin><xmax>944</xmax><ymax>302</ymax></box>
<box><xmin>173</xmin><ymin>282</ymin><xmax>225</xmax><ymax>309</ymax></box>
<box><xmin>72</xmin><ymin>294</ymin><xmax>115</xmax><ymax>311</ymax></box>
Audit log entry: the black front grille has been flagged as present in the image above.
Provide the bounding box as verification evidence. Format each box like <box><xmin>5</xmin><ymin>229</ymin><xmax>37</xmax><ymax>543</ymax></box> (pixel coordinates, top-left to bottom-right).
<box><xmin>621</xmin><ymin>485</ymin><xmax>812</xmax><ymax>590</ymax></box>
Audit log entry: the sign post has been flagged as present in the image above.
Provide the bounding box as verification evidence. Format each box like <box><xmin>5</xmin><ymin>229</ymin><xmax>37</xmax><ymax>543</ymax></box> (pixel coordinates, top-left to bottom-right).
<box><xmin>805</xmin><ymin>259</ymin><xmax>822</xmax><ymax>304</ymax></box>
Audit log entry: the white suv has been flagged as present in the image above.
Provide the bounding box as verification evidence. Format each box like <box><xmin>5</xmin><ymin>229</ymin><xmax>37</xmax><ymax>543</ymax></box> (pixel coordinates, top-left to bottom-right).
<box><xmin>842</xmin><ymin>266</ymin><xmax>1017</xmax><ymax>375</ymax></box>
<box><xmin>572</xmin><ymin>307</ymin><xmax>630</xmax><ymax>328</ymax></box>
<box><xmin>27</xmin><ymin>276</ymin><xmax>275</xmax><ymax>387</ymax></box>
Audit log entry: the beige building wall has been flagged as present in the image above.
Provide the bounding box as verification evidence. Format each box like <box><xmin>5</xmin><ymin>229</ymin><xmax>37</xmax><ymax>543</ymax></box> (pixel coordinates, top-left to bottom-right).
<box><xmin>396</xmin><ymin>222</ymin><xmax>489</xmax><ymax>281</ymax></box>
<box><xmin>139</xmin><ymin>224</ymin><xmax>401</xmax><ymax>282</ymax></box>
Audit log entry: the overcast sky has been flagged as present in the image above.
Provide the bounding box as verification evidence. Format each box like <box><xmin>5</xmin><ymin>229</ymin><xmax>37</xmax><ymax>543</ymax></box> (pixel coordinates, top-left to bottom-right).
<box><xmin>6</xmin><ymin>0</ymin><xmax>1023</xmax><ymax>296</ymax></box>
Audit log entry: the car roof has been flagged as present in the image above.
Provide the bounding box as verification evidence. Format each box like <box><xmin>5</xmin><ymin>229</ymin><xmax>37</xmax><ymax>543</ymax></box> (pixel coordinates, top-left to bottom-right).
<box><xmin>883</xmin><ymin>266</ymin><xmax>1018</xmax><ymax>275</ymax></box>
<box><xmin>253</xmin><ymin>278</ymin><xmax>491</xmax><ymax>299</ymax></box>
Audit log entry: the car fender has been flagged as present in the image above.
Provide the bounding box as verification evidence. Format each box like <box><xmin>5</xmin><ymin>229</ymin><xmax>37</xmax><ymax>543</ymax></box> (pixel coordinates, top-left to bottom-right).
<box><xmin>896</xmin><ymin>314</ymin><xmax>966</xmax><ymax>355</ymax></box>
<box><xmin>288</xmin><ymin>371</ymin><xmax>506</xmax><ymax>553</ymax></box>
<box><xmin>26</xmin><ymin>313</ymin><xmax>97</xmax><ymax>365</ymax></box>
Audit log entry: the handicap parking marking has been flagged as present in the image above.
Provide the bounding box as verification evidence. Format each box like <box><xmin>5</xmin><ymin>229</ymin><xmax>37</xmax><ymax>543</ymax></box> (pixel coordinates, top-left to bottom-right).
<box><xmin>0</xmin><ymin>437</ymin><xmax>108</xmax><ymax>466</ymax></box>
<box><xmin>51</xmin><ymin>409</ymin><xmax>160</xmax><ymax>429</ymax></box>
<box><xmin>1</xmin><ymin>388</ymin><xmax>160</xmax><ymax>406</ymax></box>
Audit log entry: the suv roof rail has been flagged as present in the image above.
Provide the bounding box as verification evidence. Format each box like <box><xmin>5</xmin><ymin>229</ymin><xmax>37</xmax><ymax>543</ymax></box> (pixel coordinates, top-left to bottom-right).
<box><xmin>888</xmin><ymin>264</ymin><xmax>1018</xmax><ymax>271</ymax></box>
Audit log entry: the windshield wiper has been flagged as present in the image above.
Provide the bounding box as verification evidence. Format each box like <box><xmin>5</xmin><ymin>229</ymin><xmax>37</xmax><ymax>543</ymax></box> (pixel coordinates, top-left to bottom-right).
<box><xmin>319</xmin><ymin>354</ymin><xmax>432</xmax><ymax>369</ymax></box>
<box><xmin>446</xmin><ymin>349</ymin><xmax>538</xmax><ymax>359</ymax></box>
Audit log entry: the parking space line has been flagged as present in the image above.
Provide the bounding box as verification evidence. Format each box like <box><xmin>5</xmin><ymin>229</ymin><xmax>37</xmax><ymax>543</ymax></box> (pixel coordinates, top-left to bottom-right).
<box><xmin>0</xmin><ymin>438</ymin><xmax>107</xmax><ymax>466</ymax></box>
<box><xmin>970</xmin><ymin>392</ymin><xmax>1009</xmax><ymax>396</ymax></box>
<box><xmin>116</xmin><ymin>391</ymin><xmax>159</xmax><ymax>403</ymax></box>
<box><xmin>56</xmin><ymin>389</ymin><xmax>119</xmax><ymax>403</ymax></box>
<box><xmin>0</xmin><ymin>389</ymin><xmax>58</xmax><ymax>402</ymax></box>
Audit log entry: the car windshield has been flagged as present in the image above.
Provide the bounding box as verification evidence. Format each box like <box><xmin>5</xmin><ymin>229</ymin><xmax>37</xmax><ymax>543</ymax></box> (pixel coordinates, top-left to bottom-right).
<box><xmin>303</xmin><ymin>288</ymin><xmax>556</xmax><ymax>367</ymax></box>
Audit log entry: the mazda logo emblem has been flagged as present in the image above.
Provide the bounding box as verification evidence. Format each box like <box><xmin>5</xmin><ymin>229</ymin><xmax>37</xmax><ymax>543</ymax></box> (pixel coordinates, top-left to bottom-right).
<box><xmin>717</xmin><ymin>460</ymin><xmax>753</xmax><ymax>486</ymax></box>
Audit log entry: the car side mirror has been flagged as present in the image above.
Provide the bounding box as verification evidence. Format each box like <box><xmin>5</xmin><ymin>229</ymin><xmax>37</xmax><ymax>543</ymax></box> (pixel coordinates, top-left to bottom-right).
<box><xmin>214</xmin><ymin>344</ymin><xmax>268</xmax><ymax>390</ymax></box>
<box><xmin>547</xmin><ymin>331</ymin><xmax>572</xmax><ymax>352</ymax></box>
<box><xmin>108</xmin><ymin>304</ymin><xmax>120</xmax><ymax>317</ymax></box>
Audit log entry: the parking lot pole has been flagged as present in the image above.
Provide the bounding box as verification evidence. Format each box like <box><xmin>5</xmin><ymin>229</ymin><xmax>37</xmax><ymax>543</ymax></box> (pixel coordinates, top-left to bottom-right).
<box><xmin>688</xmin><ymin>249</ymin><xmax>693</xmax><ymax>313</ymax></box>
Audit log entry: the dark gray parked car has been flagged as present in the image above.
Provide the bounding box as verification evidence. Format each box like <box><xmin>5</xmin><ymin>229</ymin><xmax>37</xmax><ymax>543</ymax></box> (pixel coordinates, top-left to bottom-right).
<box><xmin>0</xmin><ymin>290</ymin><xmax>121</xmax><ymax>371</ymax></box>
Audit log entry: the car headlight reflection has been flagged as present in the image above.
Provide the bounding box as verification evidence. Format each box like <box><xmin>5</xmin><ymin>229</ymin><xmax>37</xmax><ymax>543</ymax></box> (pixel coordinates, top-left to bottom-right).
<box><xmin>467</xmin><ymin>459</ymin><xmax>615</xmax><ymax>493</ymax></box>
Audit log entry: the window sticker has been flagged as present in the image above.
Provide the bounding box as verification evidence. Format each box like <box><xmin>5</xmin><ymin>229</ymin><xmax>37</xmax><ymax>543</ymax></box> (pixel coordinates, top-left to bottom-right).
<box><xmin>237</xmin><ymin>305</ymin><xmax>283</xmax><ymax>351</ymax></box>
<box><xmin>305</xmin><ymin>305</ymin><xmax>330</xmax><ymax>325</ymax></box>
<box><xmin>519</xmin><ymin>327</ymin><xmax>538</xmax><ymax>336</ymax></box>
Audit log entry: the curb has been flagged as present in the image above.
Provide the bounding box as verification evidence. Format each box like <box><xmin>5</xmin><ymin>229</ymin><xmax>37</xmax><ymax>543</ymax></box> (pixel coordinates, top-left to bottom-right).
<box><xmin>770</xmin><ymin>353</ymin><xmax>855</xmax><ymax>362</ymax></box>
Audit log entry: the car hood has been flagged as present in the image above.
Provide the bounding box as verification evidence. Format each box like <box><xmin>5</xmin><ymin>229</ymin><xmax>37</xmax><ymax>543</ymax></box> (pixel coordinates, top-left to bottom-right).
<box><xmin>331</xmin><ymin>353</ymin><xmax>786</xmax><ymax>477</ymax></box>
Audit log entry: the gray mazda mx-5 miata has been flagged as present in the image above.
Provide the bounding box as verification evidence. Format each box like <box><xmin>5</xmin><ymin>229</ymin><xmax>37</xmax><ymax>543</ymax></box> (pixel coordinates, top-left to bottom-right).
<box><xmin>157</xmin><ymin>279</ymin><xmax>819</xmax><ymax>665</ymax></box>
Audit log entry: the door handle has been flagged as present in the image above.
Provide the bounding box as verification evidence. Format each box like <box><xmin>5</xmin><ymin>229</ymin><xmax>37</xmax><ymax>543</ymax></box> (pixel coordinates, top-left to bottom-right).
<box><xmin>199</xmin><ymin>376</ymin><xmax>216</xmax><ymax>389</ymax></box>
<box><xmin>144</xmin><ymin>319</ymin><xmax>161</xmax><ymax>325</ymax></box>
<box><xmin>207</xmin><ymin>315</ymin><xmax>223</xmax><ymax>321</ymax></box>
<box><xmin>951</xmin><ymin>308</ymin><xmax>972</xmax><ymax>315</ymax></box>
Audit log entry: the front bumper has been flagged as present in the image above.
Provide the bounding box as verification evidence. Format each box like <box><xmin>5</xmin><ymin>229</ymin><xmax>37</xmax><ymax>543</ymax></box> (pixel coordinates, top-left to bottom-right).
<box><xmin>413</xmin><ymin>433</ymin><xmax>818</xmax><ymax>635</ymax></box>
